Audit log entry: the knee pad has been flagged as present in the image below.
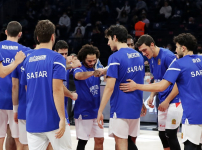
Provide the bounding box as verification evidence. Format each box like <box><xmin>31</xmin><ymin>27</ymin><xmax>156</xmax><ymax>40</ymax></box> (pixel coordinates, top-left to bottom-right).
<box><xmin>159</xmin><ymin>131</ymin><xmax>169</xmax><ymax>148</ymax></box>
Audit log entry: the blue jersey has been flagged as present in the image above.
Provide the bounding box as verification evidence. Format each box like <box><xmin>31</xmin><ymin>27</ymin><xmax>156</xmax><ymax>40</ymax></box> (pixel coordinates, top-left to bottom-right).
<box><xmin>0</xmin><ymin>40</ymin><xmax>30</xmax><ymax>110</ymax></box>
<box><xmin>64</xmin><ymin>70</ymin><xmax>70</xmax><ymax>124</ymax></box>
<box><xmin>12</xmin><ymin>50</ymin><xmax>34</xmax><ymax>120</ymax></box>
<box><xmin>21</xmin><ymin>48</ymin><xmax>66</xmax><ymax>132</ymax></box>
<box><xmin>107</xmin><ymin>48</ymin><xmax>144</xmax><ymax>119</ymax></box>
<box><xmin>163</xmin><ymin>55</ymin><xmax>202</xmax><ymax>124</ymax></box>
<box><xmin>73</xmin><ymin>64</ymin><xmax>100</xmax><ymax>119</ymax></box>
<box><xmin>148</xmin><ymin>48</ymin><xmax>180</xmax><ymax>103</ymax></box>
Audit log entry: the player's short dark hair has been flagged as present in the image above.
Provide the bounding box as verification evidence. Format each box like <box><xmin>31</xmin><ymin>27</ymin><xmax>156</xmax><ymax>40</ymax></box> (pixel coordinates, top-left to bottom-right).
<box><xmin>35</xmin><ymin>20</ymin><xmax>55</xmax><ymax>43</ymax></box>
<box><xmin>78</xmin><ymin>44</ymin><xmax>100</xmax><ymax>62</ymax></box>
<box><xmin>173</xmin><ymin>33</ymin><xmax>197</xmax><ymax>51</ymax></box>
<box><xmin>127</xmin><ymin>34</ymin><xmax>133</xmax><ymax>39</ymax></box>
<box><xmin>6</xmin><ymin>21</ymin><xmax>22</xmax><ymax>37</ymax></box>
<box><xmin>34</xmin><ymin>31</ymin><xmax>40</xmax><ymax>45</ymax></box>
<box><xmin>135</xmin><ymin>34</ymin><xmax>155</xmax><ymax>48</ymax></box>
<box><xmin>105</xmin><ymin>25</ymin><xmax>128</xmax><ymax>43</ymax></box>
<box><xmin>55</xmin><ymin>40</ymin><xmax>69</xmax><ymax>52</ymax></box>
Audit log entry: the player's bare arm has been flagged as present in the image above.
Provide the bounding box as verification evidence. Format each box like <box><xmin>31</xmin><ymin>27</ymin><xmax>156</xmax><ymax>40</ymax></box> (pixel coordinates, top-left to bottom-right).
<box><xmin>63</xmin><ymin>85</ymin><xmax>78</xmax><ymax>100</ymax></box>
<box><xmin>158</xmin><ymin>83</ymin><xmax>179</xmax><ymax>112</ymax></box>
<box><xmin>53</xmin><ymin>79</ymin><xmax>66</xmax><ymax>139</ymax></box>
<box><xmin>97</xmin><ymin>77</ymin><xmax>116</xmax><ymax>129</ymax></box>
<box><xmin>147</xmin><ymin>92</ymin><xmax>158</xmax><ymax>108</ymax></box>
<box><xmin>12</xmin><ymin>77</ymin><xmax>19</xmax><ymax>123</ymax></box>
<box><xmin>93</xmin><ymin>68</ymin><xmax>108</xmax><ymax>77</ymax></box>
<box><xmin>0</xmin><ymin>51</ymin><xmax>25</xmax><ymax>78</ymax></box>
<box><xmin>75</xmin><ymin>71</ymin><xmax>94</xmax><ymax>80</ymax></box>
<box><xmin>119</xmin><ymin>79</ymin><xmax>171</xmax><ymax>93</ymax></box>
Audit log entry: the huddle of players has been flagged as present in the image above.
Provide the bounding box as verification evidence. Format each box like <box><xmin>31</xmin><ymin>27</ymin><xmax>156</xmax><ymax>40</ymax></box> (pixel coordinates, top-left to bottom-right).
<box><xmin>0</xmin><ymin>19</ymin><xmax>201</xmax><ymax>150</ymax></box>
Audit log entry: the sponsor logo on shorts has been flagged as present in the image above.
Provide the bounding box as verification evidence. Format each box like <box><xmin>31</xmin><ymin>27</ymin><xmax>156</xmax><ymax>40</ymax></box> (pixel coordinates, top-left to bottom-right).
<box><xmin>159</xmin><ymin>124</ymin><xmax>165</xmax><ymax>127</ymax></box>
<box><xmin>172</xmin><ymin>119</ymin><xmax>176</xmax><ymax>124</ymax></box>
<box><xmin>181</xmin><ymin>133</ymin><xmax>183</xmax><ymax>139</ymax></box>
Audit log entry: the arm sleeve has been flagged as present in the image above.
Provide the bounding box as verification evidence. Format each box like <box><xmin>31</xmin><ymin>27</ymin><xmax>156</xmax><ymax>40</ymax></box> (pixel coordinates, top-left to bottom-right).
<box><xmin>163</xmin><ymin>61</ymin><xmax>181</xmax><ymax>84</ymax></box>
<box><xmin>53</xmin><ymin>55</ymin><xmax>66</xmax><ymax>80</ymax></box>
<box><xmin>73</xmin><ymin>68</ymin><xmax>83</xmax><ymax>78</ymax></box>
<box><xmin>106</xmin><ymin>55</ymin><xmax>120</xmax><ymax>79</ymax></box>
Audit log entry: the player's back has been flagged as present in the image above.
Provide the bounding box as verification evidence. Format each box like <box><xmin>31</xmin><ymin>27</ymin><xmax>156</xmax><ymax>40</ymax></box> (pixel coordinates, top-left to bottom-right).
<box><xmin>107</xmin><ymin>48</ymin><xmax>144</xmax><ymax>119</ymax></box>
<box><xmin>0</xmin><ymin>40</ymin><xmax>29</xmax><ymax>110</ymax></box>
<box><xmin>174</xmin><ymin>55</ymin><xmax>202</xmax><ymax>124</ymax></box>
<box><xmin>21</xmin><ymin>48</ymin><xmax>66</xmax><ymax>132</ymax></box>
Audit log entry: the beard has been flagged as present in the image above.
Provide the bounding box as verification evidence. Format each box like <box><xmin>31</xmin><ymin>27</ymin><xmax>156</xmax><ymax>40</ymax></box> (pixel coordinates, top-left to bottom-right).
<box><xmin>83</xmin><ymin>61</ymin><xmax>94</xmax><ymax>68</ymax></box>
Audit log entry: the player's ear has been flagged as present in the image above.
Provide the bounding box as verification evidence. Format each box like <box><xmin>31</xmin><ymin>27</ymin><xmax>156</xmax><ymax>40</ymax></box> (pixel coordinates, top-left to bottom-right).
<box><xmin>5</xmin><ymin>30</ymin><xmax>8</xmax><ymax>36</ymax></box>
<box><xmin>181</xmin><ymin>46</ymin><xmax>186</xmax><ymax>52</ymax></box>
<box><xmin>18</xmin><ymin>32</ymin><xmax>22</xmax><ymax>39</ymax></box>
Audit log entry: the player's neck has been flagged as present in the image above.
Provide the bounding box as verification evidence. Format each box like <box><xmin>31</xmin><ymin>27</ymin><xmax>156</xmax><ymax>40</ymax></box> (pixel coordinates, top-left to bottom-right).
<box><xmin>6</xmin><ymin>37</ymin><xmax>19</xmax><ymax>43</ymax></box>
<box><xmin>184</xmin><ymin>51</ymin><xmax>193</xmax><ymax>57</ymax></box>
<box><xmin>35</xmin><ymin>44</ymin><xmax>40</xmax><ymax>50</ymax></box>
<box><xmin>117</xmin><ymin>43</ymin><xmax>128</xmax><ymax>50</ymax></box>
<box><xmin>153</xmin><ymin>46</ymin><xmax>160</xmax><ymax>58</ymax></box>
<box><xmin>37</xmin><ymin>43</ymin><xmax>53</xmax><ymax>50</ymax></box>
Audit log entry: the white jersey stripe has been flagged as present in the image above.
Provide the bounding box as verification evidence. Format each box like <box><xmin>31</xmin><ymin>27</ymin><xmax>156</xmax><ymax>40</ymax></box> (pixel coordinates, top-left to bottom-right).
<box><xmin>54</xmin><ymin>62</ymin><xmax>66</xmax><ymax>69</ymax></box>
<box><xmin>109</xmin><ymin>63</ymin><xmax>120</xmax><ymax>66</ymax></box>
<box><xmin>74</xmin><ymin>68</ymin><xmax>83</xmax><ymax>72</ymax></box>
<box><xmin>167</xmin><ymin>68</ymin><xmax>181</xmax><ymax>71</ymax></box>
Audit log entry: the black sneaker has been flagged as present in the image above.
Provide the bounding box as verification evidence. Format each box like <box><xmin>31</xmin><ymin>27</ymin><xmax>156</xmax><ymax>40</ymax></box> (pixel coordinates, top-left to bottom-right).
<box><xmin>152</xmin><ymin>127</ymin><xmax>158</xmax><ymax>131</ymax></box>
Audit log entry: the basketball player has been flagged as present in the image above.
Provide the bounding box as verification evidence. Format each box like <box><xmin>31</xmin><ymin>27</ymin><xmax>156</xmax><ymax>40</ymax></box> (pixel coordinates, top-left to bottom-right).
<box><xmin>0</xmin><ymin>21</ymin><xmax>27</xmax><ymax>150</ymax></box>
<box><xmin>97</xmin><ymin>25</ymin><xmax>145</xmax><ymax>150</ymax></box>
<box><xmin>20</xmin><ymin>20</ymin><xmax>77</xmax><ymax>150</ymax></box>
<box><xmin>73</xmin><ymin>44</ymin><xmax>104</xmax><ymax>150</ymax></box>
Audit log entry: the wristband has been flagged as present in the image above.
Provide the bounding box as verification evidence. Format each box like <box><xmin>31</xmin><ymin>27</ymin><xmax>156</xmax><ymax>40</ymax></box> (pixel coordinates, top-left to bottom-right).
<box><xmin>13</xmin><ymin>105</ymin><xmax>18</xmax><ymax>113</ymax></box>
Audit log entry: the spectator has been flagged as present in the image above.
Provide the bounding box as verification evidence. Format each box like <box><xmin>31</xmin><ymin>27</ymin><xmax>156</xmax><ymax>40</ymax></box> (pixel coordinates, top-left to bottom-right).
<box><xmin>196</xmin><ymin>0</ymin><xmax>202</xmax><ymax>10</ymax></box>
<box><xmin>185</xmin><ymin>17</ymin><xmax>197</xmax><ymax>32</ymax></box>
<box><xmin>133</xmin><ymin>0</ymin><xmax>148</xmax><ymax>15</ymax></box>
<box><xmin>118</xmin><ymin>10</ymin><xmax>128</xmax><ymax>24</ymax></box>
<box><xmin>41</xmin><ymin>2</ymin><xmax>52</xmax><ymax>19</ymax></box>
<box><xmin>73</xmin><ymin>21</ymin><xmax>85</xmax><ymax>37</ymax></box>
<box><xmin>57</xmin><ymin>12</ymin><xmax>71</xmax><ymax>38</ymax></box>
<box><xmin>99</xmin><ymin>6</ymin><xmax>109</xmax><ymax>24</ymax></box>
<box><xmin>73</xmin><ymin>28</ymin><xmax>83</xmax><ymax>39</ymax></box>
<box><xmin>91</xmin><ymin>27</ymin><xmax>102</xmax><ymax>47</ymax></box>
<box><xmin>159</xmin><ymin>1</ymin><xmax>172</xmax><ymax>19</ymax></box>
<box><xmin>116</xmin><ymin>1</ymin><xmax>130</xmax><ymax>19</ymax></box>
<box><xmin>134</xmin><ymin>16</ymin><xmax>146</xmax><ymax>38</ymax></box>
<box><xmin>141</xmin><ymin>14</ymin><xmax>150</xmax><ymax>27</ymax></box>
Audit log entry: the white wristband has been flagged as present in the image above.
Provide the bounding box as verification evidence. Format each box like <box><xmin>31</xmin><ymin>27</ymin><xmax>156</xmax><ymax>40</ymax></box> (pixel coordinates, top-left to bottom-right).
<box><xmin>13</xmin><ymin>105</ymin><xmax>19</xmax><ymax>113</ymax></box>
